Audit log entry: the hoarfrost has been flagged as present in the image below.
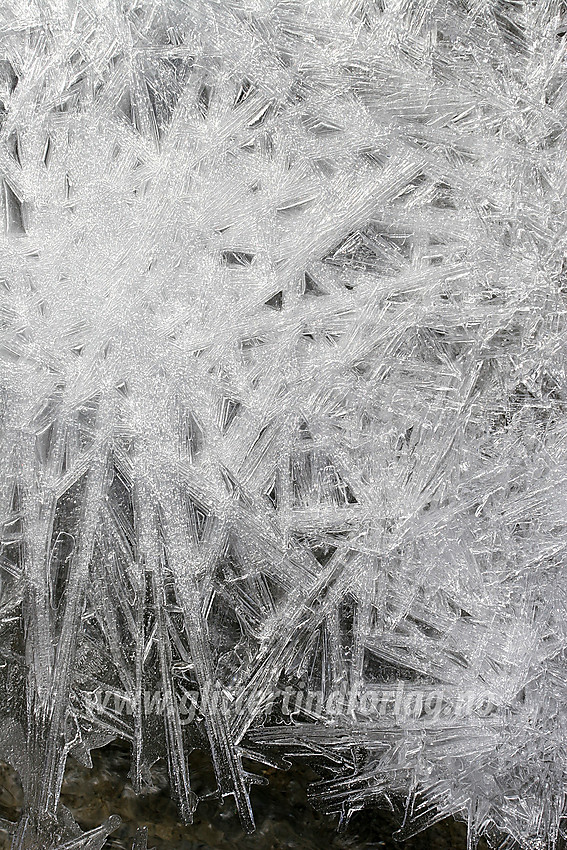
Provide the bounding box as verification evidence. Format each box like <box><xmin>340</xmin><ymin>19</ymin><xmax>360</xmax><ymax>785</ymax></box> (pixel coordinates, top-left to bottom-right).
<box><xmin>0</xmin><ymin>0</ymin><xmax>565</xmax><ymax>847</ymax></box>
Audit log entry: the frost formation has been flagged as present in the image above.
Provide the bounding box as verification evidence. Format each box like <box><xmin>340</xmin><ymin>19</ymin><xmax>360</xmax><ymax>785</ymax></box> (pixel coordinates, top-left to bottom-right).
<box><xmin>0</xmin><ymin>1</ymin><xmax>566</xmax><ymax>848</ymax></box>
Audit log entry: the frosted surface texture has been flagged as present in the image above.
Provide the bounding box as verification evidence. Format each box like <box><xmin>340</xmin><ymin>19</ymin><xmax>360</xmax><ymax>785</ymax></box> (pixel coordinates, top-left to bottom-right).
<box><xmin>0</xmin><ymin>1</ymin><xmax>566</xmax><ymax>848</ymax></box>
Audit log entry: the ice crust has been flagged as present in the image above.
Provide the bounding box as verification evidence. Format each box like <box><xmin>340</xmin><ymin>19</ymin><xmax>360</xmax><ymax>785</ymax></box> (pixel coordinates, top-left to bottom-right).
<box><xmin>0</xmin><ymin>0</ymin><xmax>566</xmax><ymax>847</ymax></box>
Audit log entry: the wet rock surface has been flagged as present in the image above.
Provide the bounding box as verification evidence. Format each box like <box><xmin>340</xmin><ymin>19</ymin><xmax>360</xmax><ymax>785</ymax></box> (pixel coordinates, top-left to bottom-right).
<box><xmin>0</xmin><ymin>742</ymin><xmax>487</xmax><ymax>849</ymax></box>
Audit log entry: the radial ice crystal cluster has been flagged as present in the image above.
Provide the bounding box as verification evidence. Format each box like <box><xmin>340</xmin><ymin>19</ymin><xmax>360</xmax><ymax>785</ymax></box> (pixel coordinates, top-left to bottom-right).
<box><xmin>0</xmin><ymin>0</ymin><xmax>566</xmax><ymax>847</ymax></box>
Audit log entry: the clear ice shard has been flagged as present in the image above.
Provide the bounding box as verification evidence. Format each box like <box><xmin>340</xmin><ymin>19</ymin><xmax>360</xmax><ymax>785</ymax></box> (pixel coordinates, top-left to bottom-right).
<box><xmin>0</xmin><ymin>0</ymin><xmax>566</xmax><ymax>848</ymax></box>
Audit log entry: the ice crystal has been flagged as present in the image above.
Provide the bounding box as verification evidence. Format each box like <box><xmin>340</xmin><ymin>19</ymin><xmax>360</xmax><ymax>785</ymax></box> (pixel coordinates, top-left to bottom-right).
<box><xmin>0</xmin><ymin>0</ymin><xmax>566</xmax><ymax>847</ymax></box>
